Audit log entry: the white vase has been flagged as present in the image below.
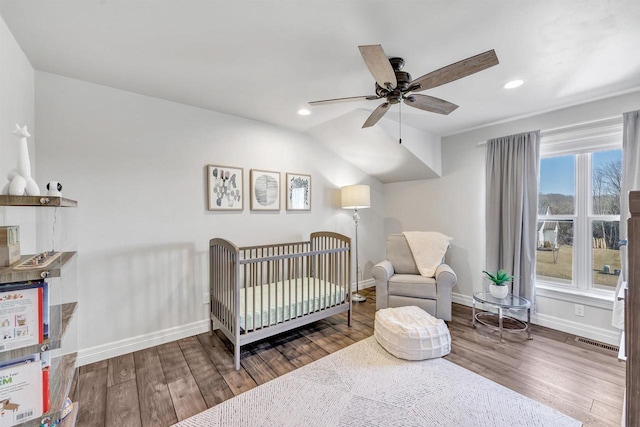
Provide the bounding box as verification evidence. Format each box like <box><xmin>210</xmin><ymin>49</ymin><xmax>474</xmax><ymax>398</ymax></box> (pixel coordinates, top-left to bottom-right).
<box><xmin>489</xmin><ymin>283</ymin><xmax>509</xmax><ymax>299</ymax></box>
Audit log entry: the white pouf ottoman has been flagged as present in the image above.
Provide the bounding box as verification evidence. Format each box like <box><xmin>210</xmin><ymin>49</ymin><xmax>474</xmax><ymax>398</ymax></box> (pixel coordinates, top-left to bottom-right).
<box><xmin>374</xmin><ymin>306</ymin><xmax>451</xmax><ymax>360</ymax></box>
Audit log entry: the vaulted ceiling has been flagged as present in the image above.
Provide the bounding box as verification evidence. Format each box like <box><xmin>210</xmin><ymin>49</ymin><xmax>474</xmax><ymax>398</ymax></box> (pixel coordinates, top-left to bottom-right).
<box><xmin>1</xmin><ymin>1</ymin><xmax>639</xmax><ymax>182</ymax></box>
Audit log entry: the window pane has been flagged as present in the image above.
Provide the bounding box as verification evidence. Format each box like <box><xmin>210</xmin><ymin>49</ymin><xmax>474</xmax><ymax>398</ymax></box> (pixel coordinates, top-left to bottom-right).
<box><xmin>592</xmin><ymin>149</ymin><xmax>622</xmax><ymax>215</ymax></box>
<box><xmin>536</xmin><ymin>220</ymin><xmax>573</xmax><ymax>284</ymax></box>
<box><xmin>539</xmin><ymin>155</ymin><xmax>575</xmax><ymax>215</ymax></box>
<box><xmin>592</xmin><ymin>220</ymin><xmax>621</xmax><ymax>289</ymax></box>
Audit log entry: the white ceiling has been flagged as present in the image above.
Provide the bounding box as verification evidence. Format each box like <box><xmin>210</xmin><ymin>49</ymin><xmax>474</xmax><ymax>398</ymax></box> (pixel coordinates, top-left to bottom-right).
<box><xmin>1</xmin><ymin>1</ymin><xmax>639</xmax><ymax>180</ymax></box>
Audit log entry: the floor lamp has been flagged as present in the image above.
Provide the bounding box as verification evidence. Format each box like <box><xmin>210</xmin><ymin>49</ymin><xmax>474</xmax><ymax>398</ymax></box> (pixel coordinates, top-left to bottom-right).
<box><xmin>341</xmin><ymin>184</ymin><xmax>370</xmax><ymax>302</ymax></box>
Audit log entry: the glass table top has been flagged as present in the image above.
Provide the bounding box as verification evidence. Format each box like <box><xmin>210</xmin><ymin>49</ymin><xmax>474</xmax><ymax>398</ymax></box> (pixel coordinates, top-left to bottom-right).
<box><xmin>473</xmin><ymin>292</ymin><xmax>531</xmax><ymax>308</ymax></box>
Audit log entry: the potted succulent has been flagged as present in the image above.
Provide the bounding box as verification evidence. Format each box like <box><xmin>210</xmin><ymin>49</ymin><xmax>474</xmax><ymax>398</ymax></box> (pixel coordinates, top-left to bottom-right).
<box><xmin>482</xmin><ymin>269</ymin><xmax>513</xmax><ymax>299</ymax></box>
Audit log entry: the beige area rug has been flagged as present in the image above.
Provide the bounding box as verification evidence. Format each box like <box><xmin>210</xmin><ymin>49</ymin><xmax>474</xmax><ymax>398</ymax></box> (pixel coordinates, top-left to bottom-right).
<box><xmin>175</xmin><ymin>337</ymin><xmax>581</xmax><ymax>427</ymax></box>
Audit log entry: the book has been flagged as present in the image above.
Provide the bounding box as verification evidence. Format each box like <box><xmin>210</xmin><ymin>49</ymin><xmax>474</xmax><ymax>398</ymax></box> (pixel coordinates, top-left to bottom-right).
<box><xmin>0</xmin><ymin>283</ymin><xmax>44</xmax><ymax>353</ymax></box>
<box><xmin>42</xmin><ymin>283</ymin><xmax>49</xmax><ymax>340</ymax></box>
<box><xmin>0</xmin><ymin>357</ymin><xmax>43</xmax><ymax>425</ymax></box>
<box><xmin>40</xmin><ymin>352</ymin><xmax>50</xmax><ymax>414</ymax></box>
<box><xmin>0</xmin><ymin>353</ymin><xmax>50</xmax><ymax>416</ymax></box>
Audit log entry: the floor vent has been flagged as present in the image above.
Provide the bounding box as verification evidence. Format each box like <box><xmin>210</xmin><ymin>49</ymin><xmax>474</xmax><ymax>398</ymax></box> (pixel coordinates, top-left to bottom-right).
<box><xmin>575</xmin><ymin>337</ymin><xmax>619</xmax><ymax>352</ymax></box>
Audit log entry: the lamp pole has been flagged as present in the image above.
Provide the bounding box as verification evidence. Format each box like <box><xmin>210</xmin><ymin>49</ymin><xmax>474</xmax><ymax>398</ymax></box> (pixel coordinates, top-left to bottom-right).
<box><xmin>353</xmin><ymin>207</ymin><xmax>365</xmax><ymax>302</ymax></box>
<box><xmin>340</xmin><ymin>184</ymin><xmax>370</xmax><ymax>303</ymax></box>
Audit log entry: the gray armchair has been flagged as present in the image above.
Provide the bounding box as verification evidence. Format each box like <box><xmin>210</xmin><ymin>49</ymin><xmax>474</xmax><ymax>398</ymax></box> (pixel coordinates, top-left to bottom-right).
<box><xmin>373</xmin><ymin>234</ymin><xmax>457</xmax><ymax>321</ymax></box>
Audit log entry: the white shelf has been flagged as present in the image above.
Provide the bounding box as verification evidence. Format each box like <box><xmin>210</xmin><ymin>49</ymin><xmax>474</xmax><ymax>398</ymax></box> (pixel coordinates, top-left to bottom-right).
<box><xmin>619</xmin><ymin>331</ymin><xmax>627</xmax><ymax>362</ymax></box>
<box><xmin>617</xmin><ymin>280</ymin><xmax>627</xmax><ymax>301</ymax></box>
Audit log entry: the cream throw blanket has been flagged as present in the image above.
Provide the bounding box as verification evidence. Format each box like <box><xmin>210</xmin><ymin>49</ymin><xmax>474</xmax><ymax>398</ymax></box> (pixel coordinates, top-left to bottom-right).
<box><xmin>403</xmin><ymin>231</ymin><xmax>452</xmax><ymax>277</ymax></box>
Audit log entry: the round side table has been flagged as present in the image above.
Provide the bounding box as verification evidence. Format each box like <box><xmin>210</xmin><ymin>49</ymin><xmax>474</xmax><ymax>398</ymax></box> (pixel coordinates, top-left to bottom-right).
<box><xmin>472</xmin><ymin>292</ymin><xmax>532</xmax><ymax>342</ymax></box>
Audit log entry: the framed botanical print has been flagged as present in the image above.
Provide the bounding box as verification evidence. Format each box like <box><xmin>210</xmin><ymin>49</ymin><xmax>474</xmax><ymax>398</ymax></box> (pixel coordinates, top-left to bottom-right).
<box><xmin>207</xmin><ymin>164</ymin><xmax>243</xmax><ymax>211</ymax></box>
<box><xmin>250</xmin><ymin>169</ymin><xmax>281</xmax><ymax>211</ymax></box>
<box><xmin>286</xmin><ymin>173</ymin><xmax>311</xmax><ymax>211</ymax></box>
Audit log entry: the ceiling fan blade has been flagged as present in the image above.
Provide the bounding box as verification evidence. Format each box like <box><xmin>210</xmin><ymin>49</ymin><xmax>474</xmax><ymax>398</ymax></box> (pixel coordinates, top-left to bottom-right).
<box><xmin>358</xmin><ymin>45</ymin><xmax>397</xmax><ymax>90</ymax></box>
<box><xmin>308</xmin><ymin>95</ymin><xmax>379</xmax><ymax>106</ymax></box>
<box><xmin>362</xmin><ymin>102</ymin><xmax>390</xmax><ymax>128</ymax></box>
<box><xmin>410</xmin><ymin>49</ymin><xmax>499</xmax><ymax>92</ymax></box>
<box><xmin>404</xmin><ymin>94</ymin><xmax>459</xmax><ymax>115</ymax></box>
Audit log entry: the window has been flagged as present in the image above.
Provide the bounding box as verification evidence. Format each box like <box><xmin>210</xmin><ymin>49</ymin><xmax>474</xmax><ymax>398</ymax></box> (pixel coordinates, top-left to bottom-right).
<box><xmin>536</xmin><ymin>119</ymin><xmax>622</xmax><ymax>294</ymax></box>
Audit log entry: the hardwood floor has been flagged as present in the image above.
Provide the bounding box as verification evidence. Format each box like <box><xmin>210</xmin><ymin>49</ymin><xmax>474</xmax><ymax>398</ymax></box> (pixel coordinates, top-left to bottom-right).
<box><xmin>72</xmin><ymin>288</ymin><xmax>625</xmax><ymax>427</ymax></box>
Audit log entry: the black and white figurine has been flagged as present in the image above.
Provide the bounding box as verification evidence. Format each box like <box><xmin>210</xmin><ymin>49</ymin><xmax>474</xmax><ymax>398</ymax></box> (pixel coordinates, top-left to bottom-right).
<box><xmin>46</xmin><ymin>181</ymin><xmax>62</xmax><ymax>197</ymax></box>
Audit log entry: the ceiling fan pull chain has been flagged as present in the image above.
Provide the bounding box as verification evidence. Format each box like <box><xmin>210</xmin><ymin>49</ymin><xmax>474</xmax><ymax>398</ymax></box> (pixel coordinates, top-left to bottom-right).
<box><xmin>399</xmin><ymin>101</ymin><xmax>402</xmax><ymax>144</ymax></box>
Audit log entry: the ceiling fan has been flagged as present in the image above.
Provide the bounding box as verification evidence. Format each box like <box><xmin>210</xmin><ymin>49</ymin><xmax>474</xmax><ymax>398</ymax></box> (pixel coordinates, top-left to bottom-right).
<box><xmin>309</xmin><ymin>45</ymin><xmax>499</xmax><ymax>131</ymax></box>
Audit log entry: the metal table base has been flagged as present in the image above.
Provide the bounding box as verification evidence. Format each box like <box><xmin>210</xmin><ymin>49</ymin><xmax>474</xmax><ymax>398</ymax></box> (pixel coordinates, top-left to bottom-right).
<box><xmin>472</xmin><ymin>293</ymin><xmax>532</xmax><ymax>342</ymax></box>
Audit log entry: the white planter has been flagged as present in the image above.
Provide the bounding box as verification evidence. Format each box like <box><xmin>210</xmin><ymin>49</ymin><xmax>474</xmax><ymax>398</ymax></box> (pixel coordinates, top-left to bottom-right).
<box><xmin>489</xmin><ymin>283</ymin><xmax>509</xmax><ymax>299</ymax></box>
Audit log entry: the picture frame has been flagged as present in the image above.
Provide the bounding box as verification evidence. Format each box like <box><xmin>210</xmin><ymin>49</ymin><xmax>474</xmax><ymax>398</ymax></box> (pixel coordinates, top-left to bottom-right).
<box><xmin>250</xmin><ymin>169</ymin><xmax>281</xmax><ymax>211</ymax></box>
<box><xmin>207</xmin><ymin>164</ymin><xmax>243</xmax><ymax>211</ymax></box>
<box><xmin>286</xmin><ymin>173</ymin><xmax>311</xmax><ymax>211</ymax></box>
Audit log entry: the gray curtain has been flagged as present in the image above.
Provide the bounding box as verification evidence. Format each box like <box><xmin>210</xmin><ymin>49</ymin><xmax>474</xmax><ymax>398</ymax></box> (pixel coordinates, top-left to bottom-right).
<box><xmin>486</xmin><ymin>130</ymin><xmax>540</xmax><ymax>303</ymax></box>
<box><xmin>613</xmin><ymin>110</ymin><xmax>640</xmax><ymax>329</ymax></box>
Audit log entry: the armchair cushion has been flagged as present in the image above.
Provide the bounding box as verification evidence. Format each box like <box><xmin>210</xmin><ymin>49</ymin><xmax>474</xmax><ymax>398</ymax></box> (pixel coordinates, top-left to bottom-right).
<box><xmin>389</xmin><ymin>275</ymin><xmax>437</xmax><ymax>299</ymax></box>
<box><xmin>386</xmin><ymin>234</ymin><xmax>419</xmax><ymax>274</ymax></box>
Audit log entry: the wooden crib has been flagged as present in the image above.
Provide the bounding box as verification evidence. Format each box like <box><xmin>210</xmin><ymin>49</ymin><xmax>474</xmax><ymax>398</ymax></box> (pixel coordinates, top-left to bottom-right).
<box><xmin>209</xmin><ymin>231</ymin><xmax>352</xmax><ymax>370</ymax></box>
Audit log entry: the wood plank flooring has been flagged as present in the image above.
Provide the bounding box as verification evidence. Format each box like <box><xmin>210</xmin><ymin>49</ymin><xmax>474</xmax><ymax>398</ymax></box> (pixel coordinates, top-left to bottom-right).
<box><xmin>73</xmin><ymin>288</ymin><xmax>625</xmax><ymax>427</ymax></box>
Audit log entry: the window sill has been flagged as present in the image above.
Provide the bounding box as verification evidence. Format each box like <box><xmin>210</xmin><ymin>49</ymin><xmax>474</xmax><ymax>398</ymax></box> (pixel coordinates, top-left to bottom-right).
<box><xmin>535</xmin><ymin>282</ymin><xmax>614</xmax><ymax>310</ymax></box>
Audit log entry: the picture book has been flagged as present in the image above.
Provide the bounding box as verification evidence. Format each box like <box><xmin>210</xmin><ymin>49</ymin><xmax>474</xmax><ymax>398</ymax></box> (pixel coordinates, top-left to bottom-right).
<box><xmin>0</xmin><ymin>358</ymin><xmax>43</xmax><ymax>426</ymax></box>
<box><xmin>0</xmin><ymin>283</ymin><xmax>44</xmax><ymax>353</ymax></box>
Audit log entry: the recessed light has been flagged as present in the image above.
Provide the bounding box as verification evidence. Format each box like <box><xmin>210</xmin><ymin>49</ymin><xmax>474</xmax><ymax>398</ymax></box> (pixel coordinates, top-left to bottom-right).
<box><xmin>502</xmin><ymin>79</ymin><xmax>524</xmax><ymax>89</ymax></box>
<box><xmin>297</xmin><ymin>109</ymin><xmax>311</xmax><ymax>116</ymax></box>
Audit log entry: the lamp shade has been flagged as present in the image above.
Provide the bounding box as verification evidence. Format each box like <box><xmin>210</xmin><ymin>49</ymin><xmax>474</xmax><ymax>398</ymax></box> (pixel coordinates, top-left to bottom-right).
<box><xmin>341</xmin><ymin>185</ymin><xmax>371</xmax><ymax>209</ymax></box>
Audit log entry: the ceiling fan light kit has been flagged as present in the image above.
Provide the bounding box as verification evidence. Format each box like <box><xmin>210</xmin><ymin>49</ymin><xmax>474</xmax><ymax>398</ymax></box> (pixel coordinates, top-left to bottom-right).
<box><xmin>309</xmin><ymin>45</ymin><xmax>500</xmax><ymax>133</ymax></box>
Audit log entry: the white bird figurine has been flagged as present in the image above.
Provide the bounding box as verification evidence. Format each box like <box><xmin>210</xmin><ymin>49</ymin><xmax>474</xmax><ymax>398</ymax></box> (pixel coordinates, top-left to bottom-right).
<box><xmin>1</xmin><ymin>124</ymin><xmax>40</xmax><ymax>196</ymax></box>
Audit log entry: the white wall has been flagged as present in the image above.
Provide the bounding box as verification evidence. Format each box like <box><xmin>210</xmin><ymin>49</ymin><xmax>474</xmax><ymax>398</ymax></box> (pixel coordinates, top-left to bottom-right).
<box><xmin>34</xmin><ymin>72</ymin><xmax>385</xmax><ymax>365</ymax></box>
<box><xmin>0</xmin><ymin>14</ymin><xmax>36</xmax><ymax>249</ymax></box>
<box><xmin>384</xmin><ymin>91</ymin><xmax>640</xmax><ymax>344</ymax></box>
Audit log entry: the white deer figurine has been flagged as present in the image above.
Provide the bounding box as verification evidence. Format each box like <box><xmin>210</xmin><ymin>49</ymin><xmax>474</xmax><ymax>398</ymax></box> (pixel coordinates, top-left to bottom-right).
<box><xmin>1</xmin><ymin>124</ymin><xmax>40</xmax><ymax>196</ymax></box>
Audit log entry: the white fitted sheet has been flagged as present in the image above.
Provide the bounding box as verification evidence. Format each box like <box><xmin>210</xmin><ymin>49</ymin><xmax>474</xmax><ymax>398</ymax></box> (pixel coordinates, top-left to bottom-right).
<box><xmin>239</xmin><ymin>278</ymin><xmax>346</xmax><ymax>331</ymax></box>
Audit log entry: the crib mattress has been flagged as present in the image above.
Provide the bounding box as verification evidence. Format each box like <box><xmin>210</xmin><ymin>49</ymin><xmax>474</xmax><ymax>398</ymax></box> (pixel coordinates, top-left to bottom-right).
<box><xmin>239</xmin><ymin>278</ymin><xmax>346</xmax><ymax>331</ymax></box>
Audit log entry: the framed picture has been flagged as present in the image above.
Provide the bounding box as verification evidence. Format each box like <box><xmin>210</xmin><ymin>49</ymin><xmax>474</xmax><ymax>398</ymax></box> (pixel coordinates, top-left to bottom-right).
<box><xmin>250</xmin><ymin>169</ymin><xmax>281</xmax><ymax>211</ymax></box>
<box><xmin>286</xmin><ymin>173</ymin><xmax>311</xmax><ymax>211</ymax></box>
<box><xmin>207</xmin><ymin>164</ymin><xmax>243</xmax><ymax>211</ymax></box>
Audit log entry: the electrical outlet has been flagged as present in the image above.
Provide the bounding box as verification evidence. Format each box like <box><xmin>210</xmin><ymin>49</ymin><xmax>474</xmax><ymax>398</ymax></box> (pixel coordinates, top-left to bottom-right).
<box><xmin>203</xmin><ymin>292</ymin><xmax>210</xmax><ymax>305</ymax></box>
<box><xmin>574</xmin><ymin>304</ymin><xmax>584</xmax><ymax>317</ymax></box>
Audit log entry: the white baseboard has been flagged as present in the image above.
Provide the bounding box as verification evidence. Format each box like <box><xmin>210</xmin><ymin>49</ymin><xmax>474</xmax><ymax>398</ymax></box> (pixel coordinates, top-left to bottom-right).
<box><xmin>79</xmin><ymin>286</ymin><xmax>619</xmax><ymax>366</ymax></box>
<box><xmin>355</xmin><ymin>278</ymin><xmax>375</xmax><ymax>291</ymax></box>
<box><xmin>451</xmin><ymin>292</ymin><xmax>473</xmax><ymax>307</ymax></box>
<box><xmin>77</xmin><ymin>319</ymin><xmax>210</xmax><ymax>367</ymax></box>
<box><xmin>531</xmin><ymin>313</ymin><xmax>621</xmax><ymax>346</ymax></box>
<box><xmin>451</xmin><ymin>292</ymin><xmax>620</xmax><ymax>345</ymax></box>
<box><xmin>78</xmin><ymin>281</ymin><xmax>378</xmax><ymax>366</ymax></box>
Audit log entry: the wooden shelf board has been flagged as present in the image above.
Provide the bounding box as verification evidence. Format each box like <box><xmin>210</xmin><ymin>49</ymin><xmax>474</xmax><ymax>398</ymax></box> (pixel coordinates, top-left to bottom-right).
<box><xmin>58</xmin><ymin>401</ymin><xmax>78</xmax><ymax>427</ymax></box>
<box><xmin>0</xmin><ymin>251</ymin><xmax>77</xmax><ymax>283</ymax></box>
<box><xmin>0</xmin><ymin>341</ymin><xmax>50</xmax><ymax>364</ymax></box>
<box><xmin>0</xmin><ymin>301</ymin><xmax>77</xmax><ymax>363</ymax></box>
<box><xmin>47</xmin><ymin>353</ymin><xmax>78</xmax><ymax>423</ymax></box>
<box><xmin>0</xmin><ymin>195</ymin><xmax>77</xmax><ymax>207</ymax></box>
<box><xmin>61</xmin><ymin>302</ymin><xmax>77</xmax><ymax>339</ymax></box>
<box><xmin>50</xmin><ymin>302</ymin><xmax>78</xmax><ymax>350</ymax></box>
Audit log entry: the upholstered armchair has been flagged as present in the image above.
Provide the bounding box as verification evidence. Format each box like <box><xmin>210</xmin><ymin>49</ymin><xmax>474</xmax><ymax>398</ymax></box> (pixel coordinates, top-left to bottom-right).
<box><xmin>373</xmin><ymin>233</ymin><xmax>457</xmax><ymax>321</ymax></box>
